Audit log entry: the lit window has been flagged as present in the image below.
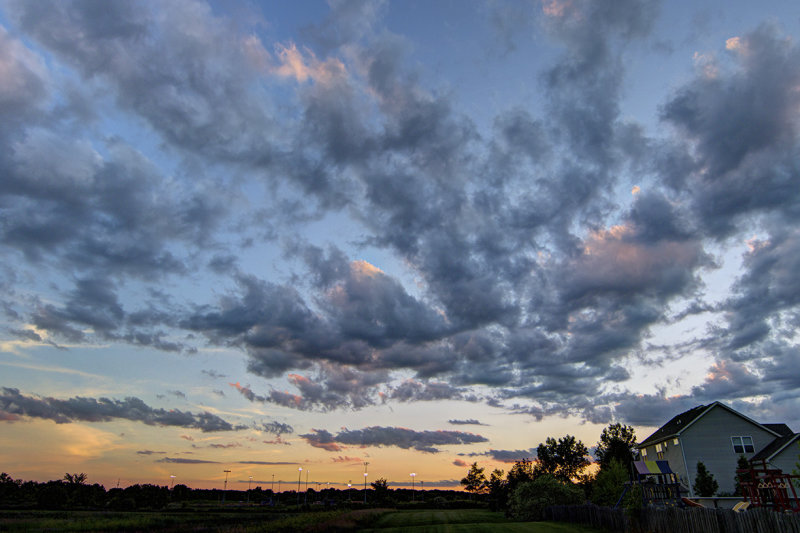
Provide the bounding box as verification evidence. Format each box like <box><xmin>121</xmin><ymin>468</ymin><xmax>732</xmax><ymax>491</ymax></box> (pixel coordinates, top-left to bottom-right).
<box><xmin>655</xmin><ymin>443</ymin><xmax>662</xmax><ymax>452</ymax></box>
<box><xmin>641</xmin><ymin>448</ymin><xmax>647</xmax><ymax>457</ymax></box>
<box><xmin>673</xmin><ymin>438</ymin><xmax>679</xmax><ymax>446</ymax></box>
<box><xmin>731</xmin><ymin>436</ymin><xmax>755</xmax><ymax>454</ymax></box>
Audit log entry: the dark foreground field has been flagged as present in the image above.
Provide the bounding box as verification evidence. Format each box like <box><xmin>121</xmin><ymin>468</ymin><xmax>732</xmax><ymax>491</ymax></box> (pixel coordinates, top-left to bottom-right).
<box><xmin>0</xmin><ymin>508</ymin><xmax>604</xmax><ymax>532</ymax></box>
<box><xmin>361</xmin><ymin>509</ymin><xmax>603</xmax><ymax>532</ymax></box>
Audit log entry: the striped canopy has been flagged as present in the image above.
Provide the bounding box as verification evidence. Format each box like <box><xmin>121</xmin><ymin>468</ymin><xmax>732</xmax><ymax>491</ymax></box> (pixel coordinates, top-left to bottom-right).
<box><xmin>633</xmin><ymin>460</ymin><xmax>674</xmax><ymax>475</ymax></box>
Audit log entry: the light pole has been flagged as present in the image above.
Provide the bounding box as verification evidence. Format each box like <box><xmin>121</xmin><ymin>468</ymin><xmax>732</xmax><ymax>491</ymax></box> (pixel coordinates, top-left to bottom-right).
<box><xmin>297</xmin><ymin>467</ymin><xmax>302</xmax><ymax>506</ymax></box>
<box><xmin>410</xmin><ymin>473</ymin><xmax>416</xmax><ymax>502</ymax></box>
<box><xmin>248</xmin><ymin>476</ymin><xmax>253</xmax><ymax>504</ymax></box>
<box><xmin>420</xmin><ymin>480</ymin><xmax>424</xmax><ymax>501</ymax></box>
<box><xmin>223</xmin><ymin>470</ymin><xmax>231</xmax><ymax>503</ymax></box>
<box><xmin>363</xmin><ymin>462</ymin><xmax>369</xmax><ymax>504</ymax></box>
<box><xmin>272</xmin><ymin>474</ymin><xmax>275</xmax><ymax>494</ymax></box>
<box><xmin>170</xmin><ymin>475</ymin><xmax>176</xmax><ymax>490</ymax></box>
<box><xmin>348</xmin><ymin>480</ymin><xmax>352</xmax><ymax>502</ymax></box>
<box><xmin>304</xmin><ymin>469</ymin><xmax>309</xmax><ymax>505</ymax></box>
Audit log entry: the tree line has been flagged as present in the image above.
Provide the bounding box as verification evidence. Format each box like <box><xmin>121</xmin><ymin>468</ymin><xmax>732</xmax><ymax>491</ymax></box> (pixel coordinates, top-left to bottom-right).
<box><xmin>0</xmin><ymin>471</ymin><xmax>472</xmax><ymax>510</ymax></box>
<box><xmin>460</xmin><ymin>423</ymin><xmax>639</xmax><ymax>519</ymax></box>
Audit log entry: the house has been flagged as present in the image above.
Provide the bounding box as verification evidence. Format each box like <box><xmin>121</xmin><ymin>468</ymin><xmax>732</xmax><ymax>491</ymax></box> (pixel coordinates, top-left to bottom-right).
<box><xmin>636</xmin><ymin>401</ymin><xmax>799</xmax><ymax>497</ymax></box>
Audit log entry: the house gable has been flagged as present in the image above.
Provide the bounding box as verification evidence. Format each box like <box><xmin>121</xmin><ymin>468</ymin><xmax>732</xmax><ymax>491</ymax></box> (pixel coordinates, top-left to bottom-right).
<box><xmin>638</xmin><ymin>402</ymin><xmax>782</xmax><ymax>449</ymax></box>
<box><xmin>636</xmin><ymin>402</ymin><xmax>787</xmax><ymax>497</ymax></box>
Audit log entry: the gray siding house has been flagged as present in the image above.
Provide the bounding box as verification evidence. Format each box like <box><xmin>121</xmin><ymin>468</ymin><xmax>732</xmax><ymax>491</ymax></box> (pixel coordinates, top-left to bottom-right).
<box><xmin>750</xmin><ymin>432</ymin><xmax>800</xmax><ymax>476</ymax></box>
<box><xmin>637</xmin><ymin>402</ymin><xmax>798</xmax><ymax>497</ymax></box>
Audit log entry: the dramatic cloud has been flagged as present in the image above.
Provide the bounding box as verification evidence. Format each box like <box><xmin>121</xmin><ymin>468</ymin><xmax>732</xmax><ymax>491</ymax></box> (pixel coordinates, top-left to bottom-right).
<box><xmin>0</xmin><ymin>388</ymin><xmax>244</xmax><ymax>432</ymax></box>
<box><xmin>1</xmin><ymin>0</ymin><xmax>800</xmax><ymax>441</ymax></box>
<box><xmin>157</xmin><ymin>457</ymin><xmax>219</xmax><ymax>464</ymax></box>
<box><xmin>448</xmin><ymin>419</ymin><xmax>487</xmax><ymax>426</ymax></box>
<box><xmin>259</xmin><ymin>421</ymin><xmax>294</xmax><ymax>436</ymax></box>
<box><xmin>461</xmin><ymin>448</ymin><xmax>539</xmax><ymax>463</ymax></box>
<box><xmin>300</xmin><ymin>426</ymin><xmax>488</xmax><ymax>453</ymax></box>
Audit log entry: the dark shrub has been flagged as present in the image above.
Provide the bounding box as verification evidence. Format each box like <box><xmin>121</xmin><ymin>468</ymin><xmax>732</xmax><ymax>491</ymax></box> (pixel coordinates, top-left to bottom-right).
<box><xmin>508</xmin><ymin>475</ymin><xmax>584</xmax><ymax>521</ymax></box>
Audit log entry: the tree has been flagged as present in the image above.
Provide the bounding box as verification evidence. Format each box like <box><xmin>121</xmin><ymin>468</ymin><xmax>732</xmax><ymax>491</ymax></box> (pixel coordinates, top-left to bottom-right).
<box><xmin>63</xmin><ymin>473</ymin><xmax>88</xmax><ymax>485</ymax></box>
<box><xmin>370</xmin><ymin>477</ymin><xmax>390</xmax><ymax>504</ymax></box>
<box><xmin>734</xmin><ymin>455</ymin><xmax>750</xmax><ymax>496</ymax></box>
<box><xmin>535</xmin><ymin>435</ymin><xmax>590</xmax><ymax>482</ymax></box>
<box><xmin>460</xmin><ymin>462</ymin><xmax>488</xmax><ymax>496</ymax></box>
<box><xmin>487</xmin><ymin>468</ymin><xmax>506</xmax><ymax>511</ymax></box>
<box><xmin>508</xmin><ymin>475</ymin><xmax>584</xmax><ymax>521</ymax></box>
<box><xmin>693</xmin><ymin>462</ymin><xmax>718</xmax><ymax>497</ymax></box>
<box><xmin>595</xmin><ymin>423</ymin><xmax>637</xmax><ymax>470</ymax></box>
<box><xmin>590</xmin><ymin>458</ymin><xmax>629</xmax><ymax>507</ymax></box>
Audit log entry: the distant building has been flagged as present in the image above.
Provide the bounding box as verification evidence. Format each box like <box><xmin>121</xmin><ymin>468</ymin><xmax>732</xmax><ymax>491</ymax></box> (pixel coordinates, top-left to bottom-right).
<box><xmin>637</xmin><ymin>401</ymin><xmax>798</xmax><ymax>497</ymax></box>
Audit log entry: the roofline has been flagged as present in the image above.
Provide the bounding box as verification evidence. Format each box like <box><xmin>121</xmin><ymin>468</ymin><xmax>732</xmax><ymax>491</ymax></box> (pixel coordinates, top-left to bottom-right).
<box><xmin>637</xmin><ymin>401</ymin><xmax>783</xmax><ymax>448</ymax></box>
<box><xmin>760</xmin><ymin>434</ymin><xmax>800</xmax><ymax>462</ymax></box>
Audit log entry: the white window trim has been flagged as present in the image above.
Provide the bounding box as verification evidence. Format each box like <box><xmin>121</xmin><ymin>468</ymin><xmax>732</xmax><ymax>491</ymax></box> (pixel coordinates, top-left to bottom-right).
<box><xmin>731</xmin><ymin>436</ymin><xmax>755</xmax><ymax>454</ymax></box>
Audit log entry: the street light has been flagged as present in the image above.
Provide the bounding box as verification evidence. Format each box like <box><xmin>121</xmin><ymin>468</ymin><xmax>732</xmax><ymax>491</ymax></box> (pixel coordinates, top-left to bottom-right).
<box><xmin>363</xmin><ymin>462</ymin><xmax>369</xmax><ymax>504</ymax></box>
<box><xmin>304</xmin><ymin>469</ymin><xmax>309</xmax><ymax>505</ymax></box>
<box><xmin>297</xmin><ymin>467</ymin><xmax>303</xmax><ymax>506</ymax></box>
<box><xmin>170</xmin><ymin>475</ymin><xmax>176</xmax><ymax>490</ymax></box>
<box><xmin>410</xmin><ymin>473</ymin><xmax>416</xmax><ymax>502</ymax></box>
<box><xmin>223</xmin><ymin>470</ymin><xmax>231</xmax><ymax>503</ymax></box>
<box><xmin>348</xmin><ymin>480</ymin><xmax>352</xmax><ymax>501</ymax></box>
<box><xmin>248</xmin><ymin>476</ymin><xmax>253</xmax><ymax>504</ymax></box>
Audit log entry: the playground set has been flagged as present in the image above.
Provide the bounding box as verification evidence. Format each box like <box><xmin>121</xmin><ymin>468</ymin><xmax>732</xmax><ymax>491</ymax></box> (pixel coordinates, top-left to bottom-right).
<box><xmin>736</xmin><ymin>459</ymin><xmax>800</xmax><ymax>513</ymax></box>
<box><xmin>614</xmin><ymin>459</ymin><xmax>800</xmax><ymax>513</ymax></box>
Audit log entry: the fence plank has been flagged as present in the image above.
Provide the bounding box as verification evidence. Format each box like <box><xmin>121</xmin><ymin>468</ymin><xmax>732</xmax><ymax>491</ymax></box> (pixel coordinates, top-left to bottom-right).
<box><xmin>545</xmin><ymin>504</ymin><xmax>800</xmax><ymax>533</ymax></box>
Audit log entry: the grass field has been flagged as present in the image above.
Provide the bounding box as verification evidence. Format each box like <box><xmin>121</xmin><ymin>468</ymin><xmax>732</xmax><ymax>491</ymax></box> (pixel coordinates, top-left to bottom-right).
<box><xmin>358</xmin><ymin>509</ymin><xmax>604</xmax><ymax>532</ymax></box>
<box><xmin>0</xmin><ymin>508</ymin><xmax>604</xmax><ymax>532</ymax></box>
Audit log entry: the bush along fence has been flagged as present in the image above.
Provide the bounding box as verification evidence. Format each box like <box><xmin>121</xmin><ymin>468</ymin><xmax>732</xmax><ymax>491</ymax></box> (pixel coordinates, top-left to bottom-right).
<box><xmin>545</xmin><ymin>504</ymin><xmax>800</xmax><ymax>533</ymax></box>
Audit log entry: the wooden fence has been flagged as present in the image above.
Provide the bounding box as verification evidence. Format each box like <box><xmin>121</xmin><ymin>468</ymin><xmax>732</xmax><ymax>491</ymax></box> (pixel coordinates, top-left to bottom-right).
<box><xmin>545</xmin><ymin>504</ymin><xmax>800</xmax><ymax>533</ymax></box>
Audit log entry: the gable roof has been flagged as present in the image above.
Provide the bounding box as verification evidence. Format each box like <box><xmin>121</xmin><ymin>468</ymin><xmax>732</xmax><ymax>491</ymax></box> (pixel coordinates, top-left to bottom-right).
<box><xmin>750</xmin><ymin>433</ymin><xmax>800</xmax><ymax>463</ymax></box>
<box><xmin>761</xmin><ymin>423</ymin><xmax>794</xmax><ymax>437</ymax></box>
<box><xmin>637</xmin><ymin>402</ymin><xmax>783</xmax><ymax>448</ymax></box>
<box><xmin>638</xmin><ymin>404</ymin><xmax>708</xmax><ymax>448</ymax></box>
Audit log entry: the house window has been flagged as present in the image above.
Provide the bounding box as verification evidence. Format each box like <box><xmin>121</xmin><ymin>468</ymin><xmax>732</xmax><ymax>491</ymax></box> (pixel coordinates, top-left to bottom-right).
<box><xmin>641</xmin><ymin>448</ymin><xmax>647</xmax><ymax>458</ymax></box>
<box><xmin>731</xmin><ymin>436</ymin><xmax>754</xmax><ymax>454</ymax></box>
<box><xmin>655</xmin><ymin>443</ymin><xmax>664</xmax><ymax>459</ymax></box>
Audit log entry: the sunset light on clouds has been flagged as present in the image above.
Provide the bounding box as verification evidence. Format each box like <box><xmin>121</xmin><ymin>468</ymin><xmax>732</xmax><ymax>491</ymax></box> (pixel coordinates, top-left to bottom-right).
<box><xmin>2</xmin><ymin>0</ymin><xmax>800</xmax><ymax>491</ymax></box>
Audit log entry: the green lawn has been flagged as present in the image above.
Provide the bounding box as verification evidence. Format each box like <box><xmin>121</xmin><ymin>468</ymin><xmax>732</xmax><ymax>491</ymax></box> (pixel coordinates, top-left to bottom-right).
<box><xmin>0</xmin><ymin>508</ymin><xmax>605</xmax><ymax>532</ymax></box>
<box><xmin>358</xmin><ymin>509</ymin><xmax>604</xmax><ymax>532</ymax></box>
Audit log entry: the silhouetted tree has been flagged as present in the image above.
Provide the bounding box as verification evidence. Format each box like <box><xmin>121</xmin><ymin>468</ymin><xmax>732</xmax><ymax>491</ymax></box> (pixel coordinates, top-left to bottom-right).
<box><xmin>535</xmin><ymin>435</ymin><xmax>590</xmax><ymax>482</ymax></box>
<box><xmin>595</xmin><ymin>423</ymin><xmax>637</xmax><ymax>470</ymax></box>
<box><xmin>487</xmin><ymin>468</ymin><xmax>506</xmax><ymax>511</ymax></box>
<box><xmin>63</xmin><ymin>473</ymin><xmax>87</xmax><ymax>485</ymax></box>
<box><xmin>460</xmin><ymin>462</ymin><xmax>487</xmax><ymax>497</ymax></box>
<box><xmin>370</xmin><ymin>478</ymin><xmax>390</xmax><ymax>504</ymax></box>
<box><xmin>37</xmin><ymin>481</ymin><xmax>68</xmax><ymax>509</ymax></box>
<box><xmin>693</xmin><ymin>462</ymin><xmax>718</xmax><ymax>497</ymax></box>
<box><xmin>509</xmin><ymin>475</ymin><xmax>584</xmax><ymax>521</ymax></box>
<box><xmin>591</xmin><ymin>458</ymin><xmax>629</xmax><ymax>506</ymax></box>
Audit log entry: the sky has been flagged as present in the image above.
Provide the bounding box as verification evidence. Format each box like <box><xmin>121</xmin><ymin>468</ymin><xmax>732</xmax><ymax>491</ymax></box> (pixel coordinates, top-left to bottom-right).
<box><xmin>2</xmin><ymin>0</ymin><xmax>800</xmax><ymax>491</ymax></box>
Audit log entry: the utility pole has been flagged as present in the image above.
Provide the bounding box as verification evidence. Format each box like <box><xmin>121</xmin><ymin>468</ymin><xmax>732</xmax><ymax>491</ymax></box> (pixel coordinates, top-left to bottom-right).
<box><xmin>297</xmin><ymin>467</ymin><xmax>302</xmax><ymax>506</ymax></box>
<box><xmin>223</xmin><ymin>470</ymin><xmax>231</xmax><ymax>503</ymax></box>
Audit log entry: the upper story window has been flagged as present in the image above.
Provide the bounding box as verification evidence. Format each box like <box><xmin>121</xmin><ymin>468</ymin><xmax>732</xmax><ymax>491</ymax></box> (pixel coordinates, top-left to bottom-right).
<box><xmin>641</xmin><ymin>447</ymin><xmax>647</xmax><ymax>458</ymax></box>
<box><xmin>731</xmin><ymin>436</ymin><xmax>754</xmax><ymax>454</ymax></box>
<box><xmin>654</xmin><ymin>443</ymin><xmax>664</xmax><ymax>459</ymax></box>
